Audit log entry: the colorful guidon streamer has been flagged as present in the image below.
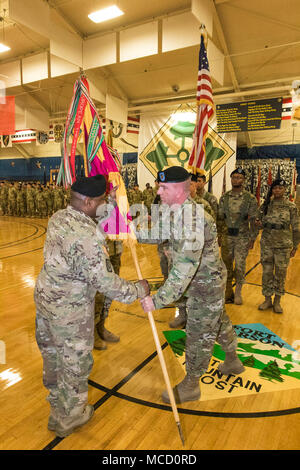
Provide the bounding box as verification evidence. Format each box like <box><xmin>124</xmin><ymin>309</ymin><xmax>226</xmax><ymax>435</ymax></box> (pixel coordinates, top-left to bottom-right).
<box><xmin>57</xmin><ymin>76</ymin><xmax>133</xmax><ymax>240</ymax></box>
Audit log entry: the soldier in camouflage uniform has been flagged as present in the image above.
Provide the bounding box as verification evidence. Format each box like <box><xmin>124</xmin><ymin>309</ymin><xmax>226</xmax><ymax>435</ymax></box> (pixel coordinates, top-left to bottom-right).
<box><xmin>0</xmin><ymin>181</ymin><xmax>8</xmax><ymax>215</ymax></box>
<box><xmin>36</xmin><ymin>186</ymin><xmax>48</xmax><ymax>218</ymax></box>
<box><xmin>16</xmin><ymin>183</ymin><xmax>26</xmax><ymax>217</ymax></box>
<box><xmin>128</xmin><ymin>184</ymin><xmax>143</xmax><ymax>206</ymax></box>
<box><xmin>142</xmin><ymin>183</ymin><xmax>154</xmax><ymax>214</ymax></box>
<box><xmin>26</xmin><ymin>183</ymin><xmax>36</xmax><ymax>217</ymax></box>
<box><xmin>196</xmin><ymin>173</ymin><xmax>218</xmax><ymax>220</ymax></box>
<box><xmin>256</xmin><ymin>179</ymin><xmax>300</xmax><ymax>313</ymax></box>
<box><xmin>8</xmin><ymin>182</ymin><xmax>17</xmax><ymax>216</ymax></box>
<box><xmin>53</xmin><ymin>185</ymin><xmax>64</xmax><ymax>212</ymax></box>
<box><xmin>139</xmin><ymin>167</ymin><xmax>244</xmax><ymax>404</ymax></box>
<box><xmin>218</xmin><ymin>168</ymin><xmax>259</xmax><ymax>305</ymax></box>
<box><xmin>94</xmin><ymin>239</ymin><xmax>123</xmax><ymax>349</ymax></box>
<box><xmin>34</xmin><ymin>175</ymin><xmax>149</xmax><ymax>437</ymax></box>
<box><xmin>168</xmin><ymin>174</ymin><xmax>216</xmax><ymax>329</ymax></box>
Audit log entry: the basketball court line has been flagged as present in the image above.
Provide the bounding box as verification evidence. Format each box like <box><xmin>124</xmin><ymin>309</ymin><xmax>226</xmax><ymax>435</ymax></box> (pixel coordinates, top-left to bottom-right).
<box><xmin>2</xmin><ymin>236</ymin><xmax>296</xmax><ymax>449</ymax></box>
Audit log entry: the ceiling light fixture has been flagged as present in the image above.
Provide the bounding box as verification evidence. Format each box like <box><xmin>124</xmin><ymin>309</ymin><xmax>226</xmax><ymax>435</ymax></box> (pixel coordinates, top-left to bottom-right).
<box><xmin>88</xmin><ymin>5</ymin><xmax>124</xmax><ymax>23</ymax></box>
<box><xmin>0</xmin><ymin>42</ymin><xmax>10</xmax><ymax>53</ymax></box>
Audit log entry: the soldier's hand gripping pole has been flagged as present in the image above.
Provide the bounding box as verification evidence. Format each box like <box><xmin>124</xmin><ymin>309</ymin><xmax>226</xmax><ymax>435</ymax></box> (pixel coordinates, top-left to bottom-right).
<box><xmin>128</xmin><ymin>237</ymin><xmax>185</xmax><ymax>446</ymax></box>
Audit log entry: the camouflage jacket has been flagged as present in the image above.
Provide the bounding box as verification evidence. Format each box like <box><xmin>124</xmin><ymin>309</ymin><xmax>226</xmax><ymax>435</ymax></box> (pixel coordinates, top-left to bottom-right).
<box><xmin>258</xmin><ymin>197</ymin><xmax>300</xmax><ymax>249</ymax></box>
<box><xmin>198</xmin><ymin>189</ymin><xmax>218</xmax><ymax>220</ymax></box>
<box><xmin>34</xmin><ymin>205</ymin><xmax>143</xmax><ymax>319</ymax></box>
<box><xmin>136</xmin><ymin>197</ymin><xmax>226</xmax><ymax>309</ymax></box>
<box><xmin>192</xmin><ymin>194</ymin><xmax>215</xmax><ymax>219</ymax></box>
<box><xmin>217</xmin><ymin>189</ymin><xmax>259</xmax><ymax>241</ymax></box>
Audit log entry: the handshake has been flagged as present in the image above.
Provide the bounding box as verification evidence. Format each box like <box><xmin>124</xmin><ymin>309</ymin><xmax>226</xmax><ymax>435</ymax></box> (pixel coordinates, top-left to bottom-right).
<box><xmin>134</xmin><ymin>280</ymin><xmax>155</xmax><ymax>312</ymax></box>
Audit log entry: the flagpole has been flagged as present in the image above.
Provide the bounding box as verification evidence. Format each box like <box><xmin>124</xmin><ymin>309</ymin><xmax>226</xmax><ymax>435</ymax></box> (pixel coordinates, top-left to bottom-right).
<box><xmin>127</xmin><ymin>235</ymin><xmax>185</xmax><ymax>446</ymax></box>
<box><xmin>194</xmin><ymin>24</ymin><xmax>206</xmax><ymax>175</ymax></box>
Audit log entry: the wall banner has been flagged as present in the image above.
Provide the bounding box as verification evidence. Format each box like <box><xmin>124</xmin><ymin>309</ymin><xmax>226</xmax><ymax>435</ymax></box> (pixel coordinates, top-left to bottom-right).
<box><xmin>163</xmin><ymin>323</ymin><xmax>300</xmax><ymax>402</ymax></box>
<box><xmin>138</xmin><ymin>104</ymin><xmax>237</xmax><ymax>198</ymax></box>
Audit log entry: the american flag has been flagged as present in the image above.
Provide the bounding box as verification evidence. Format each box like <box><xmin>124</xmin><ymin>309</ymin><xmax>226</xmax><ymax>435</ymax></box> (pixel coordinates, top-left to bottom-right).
<box><xmin>188</xmin><ymin>34</ymin><xmax>214</xmax><ymax>172</ymax></box>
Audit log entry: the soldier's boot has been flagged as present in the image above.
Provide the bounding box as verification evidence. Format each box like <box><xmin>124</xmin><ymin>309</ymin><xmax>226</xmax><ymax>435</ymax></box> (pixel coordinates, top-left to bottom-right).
<box><xmin>273</xmin><ymin>295</ymin><xmax>283</xmax><ymax>314</ymax></box>
<box><xmin>161</xmin><ymin>375</ymin><xmax>200</xmax><ymax>404</ymax></box>
<box><xmin>168</xmin><ymin>307</ymin><xmax>187</xmax><ymax>329</ymax></box>
<box><xmin>225</xmin><ymin>283</ymin><xmax>234</xmax><ymax>304</ymax></box>
<box><xmin>55</xmin><ymin>405</ymin><xmax>94</xmax><ymax>438</ymax></box>
<box><xmin>98</xmin><ymin>317</ymin><xmax>120</xmax><ymax>343</ymax></box>
<box><xmin>94</xmin><ymin>325</ymin><xmax>107</xmax><ymax>350</ymax></box>
<box><xmin>258</xmin><ymin>296</ymin><xmax>273</xmax><ymax>311</ymax></box>
<box><xmin>234</xmin><ymin>283</ymin><xmax>243</xmax><ymax>305</ymax></box>
<box><xmin>218</xmin><ymin>351</ymin><xmax>245</xmax><ymax>375</ymax></box>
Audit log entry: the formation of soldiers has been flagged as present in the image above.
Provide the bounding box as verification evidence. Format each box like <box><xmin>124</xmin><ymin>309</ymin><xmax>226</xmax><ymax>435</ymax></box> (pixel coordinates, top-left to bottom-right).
<box><xmin>0</xmin><ymin>180</ymin><xmax>71</xmax><ymax>218</ymax></box>
<box><xmin>2</xmin><ymin>168</ymin><xmax>299</xmax><ymax>317</ymax></box>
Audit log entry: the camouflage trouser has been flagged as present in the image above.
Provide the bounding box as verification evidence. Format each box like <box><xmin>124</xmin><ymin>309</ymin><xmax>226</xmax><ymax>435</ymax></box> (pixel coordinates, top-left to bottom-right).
<box><xmin>260</xmin><ymin>241</ymin><xmax>291</xmax><ymax>297</ymax></box>
<box><xmin>47</xmin><ymin>201</ymin><xmax>53</xmax><ymax>216</ymax></box>
<box><xmin>221</xmin><ymin>235</ymin><xmax>250</xmax><ymax>286</ymax></box>
<box><xmin>37</xmin><ymin>203</ymin><xmax>48</xmax><ymax>218</ymax></box>
<box><xmin>27</xmin><ymin>200</ymin><xmax>35</xmax><ymax>217</ymax></box>
<box><xmin>94</xmin><ymin>253</ymin><xmax>121</xmax><ymax>328</ymax></box>
<box><xmin>157</xmin><ymin>241</ymin><xmax>170</xmax><ymax>281</ymax></box>
<box><xmin>17</xmin><ymin>202</ymin><xmax>26</xmax><ymax>217</ymax></box>
<box><xmin>0</xmin><ymin>200</ymin><xmax>6</xmax><ymax>214</ymax></box>
<box><xmin>8</xmin><ymin>199</ymin><xmax>17</xmax><ymax>215</ymax></box>
<box><xmin>185</xmin><ymin>282</ymin><xmax>237</xmax><ymax>377</ymax></box>
<box><xmin>35</xmin><ymin>309</ymin><xmax>94</xmax><ymax>418</ymax></box>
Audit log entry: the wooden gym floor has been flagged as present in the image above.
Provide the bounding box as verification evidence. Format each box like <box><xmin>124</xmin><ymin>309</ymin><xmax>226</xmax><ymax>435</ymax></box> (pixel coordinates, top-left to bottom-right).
<box><xmin>0</xmin><ymin>215</ymin><xmax>299</xmax><ymax>451</ymax></box>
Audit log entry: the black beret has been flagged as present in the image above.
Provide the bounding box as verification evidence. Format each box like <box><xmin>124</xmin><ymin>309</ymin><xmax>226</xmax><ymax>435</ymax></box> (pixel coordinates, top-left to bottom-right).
<box><xmin>157</xmin><ymin>166</ymin><xmax>191</xmax><ymax>183</ymax></box>
<box><xmin>71</xmin><ymin>175</ymin><xmax>107</xmax><ymax>197</ymax></box>
<box><xmin>271</xmin><ymin>178</ymin><xmax>286</xmax><ymax>189</ymax></box>
<box><xmin>230</xmin><ymin>167</ymin><xmax>245</xmax><ymax>177</ymax></box>
<box><xmin>190</xmin><ymin>173</ymin><xmax>198</xmax><ymax>182</ymax></box>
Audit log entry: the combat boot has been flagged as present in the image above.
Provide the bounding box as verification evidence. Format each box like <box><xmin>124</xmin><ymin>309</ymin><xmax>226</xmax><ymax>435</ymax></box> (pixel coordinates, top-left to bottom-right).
<box><xmin>55</xmin><ymin>405</ymin><xmax>94</xmax><ymax>438</ymax></box>
<box><xmin>258</xmin><ymin>296</ymin><xmax>273</xmax><ymax>311</ymax></box>
<box><xmin>273</xmin><ymin>295</ymin><xmax>283</xmax><ymax>314</ymax></box>
<box><xmin>98</xmin><ymin>317</ymin><xmax>120</xmax><ymax>343</ymax></box>
<box><xmin>218</xmin><ymin>351</ymin><xmax>245</xmax><ymax>375</ymax></box>
<box><xmin>225</xmin><ymin>283</ymin><xmax>234</xmax><ymax>304</ymax></box>
<box><xmin>161</xmin><ymin>375</ymin><xmax>200</xmax><ymax>404</ymax></box>
<box><xmin>234</xmin><ymin>283</ymin><xmax>243</xmax><ymax>305</ymax></box>
<box><xmin>169</xmin><ymin>307</ymin><xmax>187</xmax><ymax>329</ymax></box>
<box><xmin>94</xmin><ymin>325</ymin><xmax>107</xmax><ymax>350</ymax></box>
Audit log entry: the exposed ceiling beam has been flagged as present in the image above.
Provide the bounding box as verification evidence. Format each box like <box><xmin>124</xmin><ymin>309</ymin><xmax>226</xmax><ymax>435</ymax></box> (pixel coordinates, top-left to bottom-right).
<box><xmin>47</xmin><ymin>0</ymin><xmax>84</xmax><ymax>39</ymax></box>
<box><xmin>22</xmin><ymin>85</ymin><xmax>51</xmax><ymax>114</ymax></box>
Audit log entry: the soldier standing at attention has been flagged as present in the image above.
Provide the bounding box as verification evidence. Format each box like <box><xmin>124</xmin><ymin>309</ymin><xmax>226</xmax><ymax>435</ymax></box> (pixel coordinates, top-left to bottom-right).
<box><xmin>142</xmin><ymin>183</ymin><xmax>154</xmax><ymax>214</ymax></box>
<box><xmin>0</xmin><ymin>181</ymin><xmax>8</xmax><ymax>215</ymax></box>
<box><xmin>190</xmin><ymin>174</ymin><xmax>215</xmax><ymax>219</ymax></box>
<box><xmin>218</xmin><ymin>168</ymin><xmax>259</xmax><ymax>305</ymax></box>
<box><xmin>8</xmin><ymin>182</ymin><xmax>17</xmax><ymax>216</ymax></box>
<box><xmin>16</xmin><ymin>182</ymin><xmax>26</xmax><ymax>217</ymax></box>
<box><xmin>53</xmin><ymin>185</ymin><xmax>64</xmax><ymax>213</ymax></box>
<box><xmin>196</xmin><ymin>172</ymin><xmax>218</xmax><ymax>221</ymax></box>
<box><xmin>26</xmin><ymin>183</ymin><xmax>35</xmax><ymax>217</ymax></box>
<box><xmin>128</xmin><ymin>183</ymin><xmax>143</xmax><ymax>206</ymax></box>
<box><xmin>36</xmin><ymin>186</ymin><xmax>48</xmax><ymax>218</ymax></box>
<box><xmin>139</xmin><ymin>166</ymin><xmax>244</xmax><ymax>404</ymax></box>
<box><xmin>34</xmin><ymin>175</ymin><xmax>149</xmax><ymax>438</ymax></box>
<box><xmin>256</xmin><ymin>179</ymin><xmax>300</xmax><ymax>313</ymax></box>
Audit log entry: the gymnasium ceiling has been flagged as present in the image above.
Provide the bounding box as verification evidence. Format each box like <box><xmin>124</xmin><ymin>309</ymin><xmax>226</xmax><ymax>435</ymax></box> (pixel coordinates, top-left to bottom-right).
<box><xmin>0</xmin><ymin>0</ymin><xmax>300</xmax><ymax>147</ymax></box>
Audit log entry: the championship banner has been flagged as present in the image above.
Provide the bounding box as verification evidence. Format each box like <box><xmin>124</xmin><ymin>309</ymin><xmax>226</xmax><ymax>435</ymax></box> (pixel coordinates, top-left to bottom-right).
<box><xmin>163</xmin><ymin>323</ymin><xmax>300</xmax><ymax>401</ymax></box>
<box><xmin>138</xmin><ymin>104</ymin><xmax>236</xmax><ymax>199</ymax></box>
